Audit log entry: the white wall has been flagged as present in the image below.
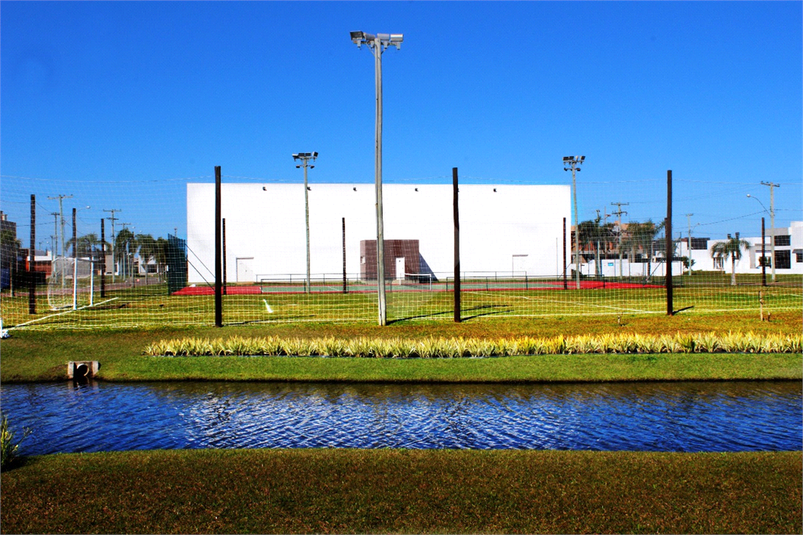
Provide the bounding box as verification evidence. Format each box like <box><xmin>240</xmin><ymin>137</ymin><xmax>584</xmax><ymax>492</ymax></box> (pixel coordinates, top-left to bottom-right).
<box><xmin>683</xmin><ymin>222</ymin><xmax>803</xmax><ymax>275</ymax></box>
<box><xmin>187</xmin><ymin>183</ymin><xmax>571</xmax><ymax>283</ymax></box>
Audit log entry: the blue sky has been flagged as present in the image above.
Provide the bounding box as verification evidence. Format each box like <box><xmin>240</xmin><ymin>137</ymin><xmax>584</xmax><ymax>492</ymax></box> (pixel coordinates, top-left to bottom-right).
<box><xmin>1</xmin><ymin>1</ymin><xmax>801</xmax><ymax>244</ymax></box>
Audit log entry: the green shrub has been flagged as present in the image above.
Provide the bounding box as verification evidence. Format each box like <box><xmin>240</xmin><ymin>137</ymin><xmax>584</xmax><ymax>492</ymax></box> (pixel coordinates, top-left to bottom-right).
<box><xmin>145</xmin><ymin>332</ymin><xmax>803</xmax><ymax>358</ymax></box>
<box><xmin>1</xmin><ymin>411</ymin><xmax>30</xmax><ymax>470</ymax></box>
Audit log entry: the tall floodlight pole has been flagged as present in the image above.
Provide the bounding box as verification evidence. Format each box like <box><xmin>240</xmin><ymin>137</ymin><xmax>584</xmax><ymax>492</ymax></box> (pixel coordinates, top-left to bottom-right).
<box><xmin>293</xmin><ymin>152</ymin><xmax>318</xmax><ymax>294</ymax></box>
<box><xmin>351</xmin><ymin>30</ymin><xmax>403</xmax><ymax>326</ymax></box>
<box><xmin>760</xmin><ymin>181</ymin><xmax>780</xmax><ymax>283</ymax></box>
<box><xmin>563</xmin><ymin>156</ymin><xmax>585</xmax><ymax>289</ymax></box>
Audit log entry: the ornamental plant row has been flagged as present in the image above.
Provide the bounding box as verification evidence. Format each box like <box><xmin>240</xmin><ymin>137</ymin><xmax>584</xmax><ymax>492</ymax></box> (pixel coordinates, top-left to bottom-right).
<box><xmin>144</xmin><ymin>332</ymin><xmax>803</xmax><ymax>358</ymax></box>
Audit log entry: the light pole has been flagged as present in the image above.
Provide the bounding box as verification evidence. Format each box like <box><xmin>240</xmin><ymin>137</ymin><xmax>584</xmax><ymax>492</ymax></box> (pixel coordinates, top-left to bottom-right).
<box><xmin>563</xmin><ymin>156</ymin><xmax>585</xmax><ymax>289</ymax></box>
<box><xmin>293</xmin><ymin>152</ymin><xmax>317</xmax><ymax>294</ymax></box>
<box><xmin>350</xmin><ymin>30</ymin><xmax>403</xmax><ymax>326</ymax></box>
<box><xmin>747</xmin><ymin>192</ymin><xmax>775</xmax><ymax>282</ymax></box>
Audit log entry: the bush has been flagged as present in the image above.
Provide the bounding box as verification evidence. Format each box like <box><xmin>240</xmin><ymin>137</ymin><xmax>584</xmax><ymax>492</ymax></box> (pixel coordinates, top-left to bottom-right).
<box><xmin>1</xmin><ymin>411</ymin><xmax>30</xmax><ymax>470</ymax></box>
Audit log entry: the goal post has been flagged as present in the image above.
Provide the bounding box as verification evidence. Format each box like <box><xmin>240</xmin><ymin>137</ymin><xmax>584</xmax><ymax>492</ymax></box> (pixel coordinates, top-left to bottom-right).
<box><xmin>48</xmin><ymin>257</ymin><xmax>95</xmax><ymax>311</ymax></box>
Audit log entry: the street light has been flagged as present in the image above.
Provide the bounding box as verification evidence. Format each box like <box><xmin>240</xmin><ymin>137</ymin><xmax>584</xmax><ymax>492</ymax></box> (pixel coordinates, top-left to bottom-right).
<box><xmin>747</xmin><ymin>193</ymin><xmax>775</xmax><ymax>283</ymax></box>
<box><xmin>350</xmin><ymin>30</ymin><xmax>403</xmax><ymax>326</ymax></box>
<box><xmin>293</xmin><ymin>152</ymin><xmax>318</xmax><ymax>294</ymax></box>
<box><xmin>563</xmin><ymin>156</ymin><xmax>585</xmax><ymax>289</ymax></box>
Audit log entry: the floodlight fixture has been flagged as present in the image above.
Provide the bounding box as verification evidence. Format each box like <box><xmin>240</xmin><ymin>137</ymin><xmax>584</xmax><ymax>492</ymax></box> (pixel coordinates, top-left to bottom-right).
<box><xmin>350</xmin><ymin>30</ymin><xmax>403</xmax><ymax>51</ymax></box>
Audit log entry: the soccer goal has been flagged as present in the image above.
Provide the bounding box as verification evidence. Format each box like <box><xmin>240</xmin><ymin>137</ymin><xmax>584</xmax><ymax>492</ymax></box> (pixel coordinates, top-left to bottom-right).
<box><xmin>47</xmin><ymin>257</ymin><xmax>96</xmax><ymax>311</ymax></box>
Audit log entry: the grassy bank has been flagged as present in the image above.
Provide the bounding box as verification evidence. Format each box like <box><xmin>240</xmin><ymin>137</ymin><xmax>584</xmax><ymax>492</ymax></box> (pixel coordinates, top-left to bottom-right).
<box><xmin>2</xmin><ymin>449</ymin><xmax>800</xmax><ymax>534</ymax></box>
<box><xmin>1</xmin><ymin>321</ymin><xmax>801</xmax><ymax>383</ymax></box>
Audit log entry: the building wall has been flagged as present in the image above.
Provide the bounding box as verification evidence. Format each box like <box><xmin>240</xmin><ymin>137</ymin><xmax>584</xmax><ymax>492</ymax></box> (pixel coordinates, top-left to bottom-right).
<box><xmin>187</xmin><ymin>183</ymin><xmax>571</xmax><ymax>283</ymax></box>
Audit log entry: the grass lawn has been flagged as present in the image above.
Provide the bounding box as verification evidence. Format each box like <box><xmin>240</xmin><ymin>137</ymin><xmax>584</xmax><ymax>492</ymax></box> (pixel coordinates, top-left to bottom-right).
<box><xmin>1</xmin><ymin>314</ymin><xmax>801</xmax><ymax>382</ymax></box>
<box><xmin>2</xmin><ymin>449</ymin><xmax>800</xmax><ymax>534</ymax></box>
<box><xmin>1</xmin><ymin>304</ymin><xmax>800</xmax><ymax>534</ymax></box>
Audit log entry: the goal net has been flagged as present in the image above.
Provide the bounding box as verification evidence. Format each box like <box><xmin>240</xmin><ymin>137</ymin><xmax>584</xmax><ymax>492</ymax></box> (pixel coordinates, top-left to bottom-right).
<box><xmin>47</xmin><ymin>257</ymin><xmax>96</xmax><ymax>311</ymax></box>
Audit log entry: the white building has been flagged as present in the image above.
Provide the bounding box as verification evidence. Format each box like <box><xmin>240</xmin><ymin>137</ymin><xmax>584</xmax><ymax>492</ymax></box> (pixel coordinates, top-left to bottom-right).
<box><xmin>681</xmin><ymin>221</ymin><xmax>803</xmax><ymax>275</ymax></box>
<box><xmin>187</xmin><ymin>183</ymin><xmax>571</xmax><ymax>284</ymax></box>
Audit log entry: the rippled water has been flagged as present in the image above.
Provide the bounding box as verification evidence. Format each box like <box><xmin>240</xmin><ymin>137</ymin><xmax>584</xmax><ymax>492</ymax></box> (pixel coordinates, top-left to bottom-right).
<box><xmin>1</xmin><ymin>381</ymin><xmax>800</xmax><ymax>455</ymax></box>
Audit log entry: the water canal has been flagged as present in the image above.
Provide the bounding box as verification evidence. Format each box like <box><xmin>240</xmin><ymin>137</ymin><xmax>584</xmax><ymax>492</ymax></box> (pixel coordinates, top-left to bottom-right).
<box><xmin>2</xmin><ymin>381</ymin><xmax>800</xmax><ymax>455</ymax></box>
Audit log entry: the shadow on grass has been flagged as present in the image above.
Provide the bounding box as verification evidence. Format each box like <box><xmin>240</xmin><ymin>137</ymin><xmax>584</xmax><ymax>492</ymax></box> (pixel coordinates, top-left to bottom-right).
<box><xmin>388</xmin><ymin>304</ymin><xmax>511</xmax><ymax>324</ymax></box>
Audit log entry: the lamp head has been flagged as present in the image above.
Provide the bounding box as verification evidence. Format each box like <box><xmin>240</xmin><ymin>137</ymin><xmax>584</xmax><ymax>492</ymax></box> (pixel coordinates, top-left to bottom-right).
<box><xmin>350</xmin><ymin>30</ymin><xmax>374</xmax><ymax>47</ymax></box>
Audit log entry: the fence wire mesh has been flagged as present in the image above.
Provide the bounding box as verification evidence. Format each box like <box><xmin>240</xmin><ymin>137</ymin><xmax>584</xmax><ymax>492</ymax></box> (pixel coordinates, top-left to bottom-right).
<box><xmin>1</xmin><ymin>174</ymin><xmax>800</xmax><ymax>330</ymax></box>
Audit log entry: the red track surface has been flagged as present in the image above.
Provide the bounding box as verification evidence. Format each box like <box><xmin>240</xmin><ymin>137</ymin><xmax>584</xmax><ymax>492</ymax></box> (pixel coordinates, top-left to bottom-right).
<box><xmin>171</xmin><ymin>280</ymin><xmax>661</xmax><ymax>296</ymax></box>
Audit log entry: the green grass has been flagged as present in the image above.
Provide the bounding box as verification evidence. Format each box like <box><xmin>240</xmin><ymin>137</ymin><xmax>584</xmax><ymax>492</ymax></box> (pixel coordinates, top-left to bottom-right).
<box><xmin>1</xmin><ymin>321</ymin><xmax>801</xmax><ymax>383</ymax></box>
<box><xmin>2</xmin><ymin>449</ymin><xmax>800</xmax><ymax>534</ymax></box>
<box><xmin>1</xmin><ymin>276</ymin><xmax>800</xmax><ymax>329</ymax></box>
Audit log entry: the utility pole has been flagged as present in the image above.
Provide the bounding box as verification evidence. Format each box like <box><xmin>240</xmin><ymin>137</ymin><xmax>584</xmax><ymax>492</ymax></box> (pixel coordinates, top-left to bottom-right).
<box><xmin>684</xmin><ymin>213</ymin><xmax>694</xmax><ymax>275</ymax></box>
<box><xmin>761</xmin><ymin>181</ymin><xmax>780</xmax><ymax>283</ymax></box>
<box><xmin>48</xmin><ymin>194</ymin><xmax>72</xmax><ymax>287</ymax></box>
<box><xmin>50</xmin><ymin>212</ymin><xmax>59</xmax><ymax>258</ymax></box>
<box><xmin>611</xmin><ymin>202</ymin><xmax>628</xmax><ymax>279</ymax></box>
<box><xmin>104</xmin><ymin>209</ymin><xmax>121</xmax><ymax>281</ymax></box>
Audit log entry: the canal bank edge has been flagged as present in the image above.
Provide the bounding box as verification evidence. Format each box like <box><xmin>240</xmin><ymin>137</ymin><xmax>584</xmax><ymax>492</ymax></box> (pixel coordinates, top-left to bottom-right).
<box><xmin>2</xmin><ymin>351</ymin><xmax>800</xmax><ymax>383</ymax></box>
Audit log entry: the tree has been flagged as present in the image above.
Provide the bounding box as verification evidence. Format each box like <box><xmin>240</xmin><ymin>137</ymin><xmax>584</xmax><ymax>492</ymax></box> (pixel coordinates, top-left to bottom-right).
<box><xmin>577</xmin><ymin>217</ymin><xmax>616</xmax><ymax>278</ymax></box>
<box><xmin>66</xmin><ymin>233</ymin><xmax>106</xmax><ymax>259</ymax></box>
<box><xmin>711</xmin><ymin>233</ymin><xmax>750</xmax><ymax>286</ymax></box>
<box><xmin>622</xmin><ymin>220</ymin><xmax>664</xmax><ymax>281</ymax></box>
<box><xmin>135</xmin><ymin>234</ymin><xmax>157</xmax><ymax>274</ymax></box>
<box><xmin>0</xmin><ymin>229</ymin><xmax>21</xmax><ymax>265</ymax></box>
<box><xmin>0</xmin><ymin>229</ymin><xmax>21</xmax><ymax>291</ymax></box>
<box><xmin>114</xmin><ymin>228</ymin><xmax>136</xmax><ymax>277</ymax></box>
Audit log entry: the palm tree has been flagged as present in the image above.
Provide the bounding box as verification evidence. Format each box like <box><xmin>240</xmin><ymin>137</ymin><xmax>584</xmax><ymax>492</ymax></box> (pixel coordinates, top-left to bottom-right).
<box><xmin>711</xmin><ymin>233</ymin><xmax>750</xmax><ymax>286</ymax></box>
<box><xmin>114</xmin><ymin>229</ymin><xmax>136</xmax><ymax>277</ymax></box>
<box><xmin>135</xmin><ymin>234</ymin><xmax>157</xmax><ymax>274</ymax></box>
<box><xmin>66</xmin><ymin>233</ymin><xmax>106</xmax><ymax>259</ymax></box>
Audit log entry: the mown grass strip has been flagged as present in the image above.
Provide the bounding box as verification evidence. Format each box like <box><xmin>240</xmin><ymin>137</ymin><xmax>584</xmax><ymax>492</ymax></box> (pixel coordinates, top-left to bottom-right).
<box><xmin>2</xmin><ymin>319</ymin><xmax>801</xmax><ymax>383</ymax></box>
<box><xmin>144</xmin><ymin>332</ymin><xmax>803</xmax><ymax>357</ymax></box>
<box><xmin>84</xmin><ymin>353</ymin><xmax>803</xmax><ymax>383</ymax></box>
<box><xmin>2</xmin><ymin>449</ymin><xmax>800</xmax><ymax>534</ymax></box>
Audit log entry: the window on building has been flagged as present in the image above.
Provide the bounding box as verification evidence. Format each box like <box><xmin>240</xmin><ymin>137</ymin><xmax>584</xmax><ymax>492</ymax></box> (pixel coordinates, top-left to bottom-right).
<box><xmin>713</xmin><ymin>257</ymin><xmax>724</xmax><ymax>270</ymax></box>
<box><xmin>775</xmin><ymin>250</ymin><xmax>791</xmax><ymax>269</ymax></box>
<box><xmin>759</xmin><ymin>256</ymin><xmax>771</xmax><ymax>267</ymax></box>
<box><xmin>690</xmin><ymin>238</ymin><xmax>709</xmax><ymax>250</ymax></box>
<box><xmin>774</xmin><ymin>235</ymin><xmax>791</xmax><ymax>247</ymax></box>
<box><xmin>796</xmin><ymin>252</ymin><xmax>803</xmax><ymax>263</ymax></box>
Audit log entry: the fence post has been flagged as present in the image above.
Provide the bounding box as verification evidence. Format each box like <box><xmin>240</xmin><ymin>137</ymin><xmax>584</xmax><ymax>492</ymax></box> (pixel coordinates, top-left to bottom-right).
<box><xmin>666</xmin><ymin>169</ymin><xmax>673</xmax><ymax>316</ymax></box>
<box><xmin>761</xmin><ymin>217</ymin><xmax>766</xmax><ymax>287</ymax></box>
<box><xmin>342</xmin><ymin>217</ymin><xmax>347</xmax><ymax>294</ymax></box>
<box><xmin>222</xmin><ymin>218</ymin><xmax>227</xmax><ymax>296</ymax></box>
<box><xmin>215</xmin><ymin>166</ymin><xmax>223</xmax><ymax>327</ymax></box>
<box><xmin>563</xmin><ymin>217</ymin><xmax>568</xmax><ymax>290</ymax></box>
<box><xmin>453</xmin><ymin>167</ymin><xmax>461</xmax><ymax>322</ymax></box>
<box><xmin>29</xmin><ymin>194</ymin><xmax>36</xmax><ymax>314</ymax></box>
<box><xmin>100</xmin><ymin>218</ymin><xmax>106</xmax><ymax>298</ymax></box>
